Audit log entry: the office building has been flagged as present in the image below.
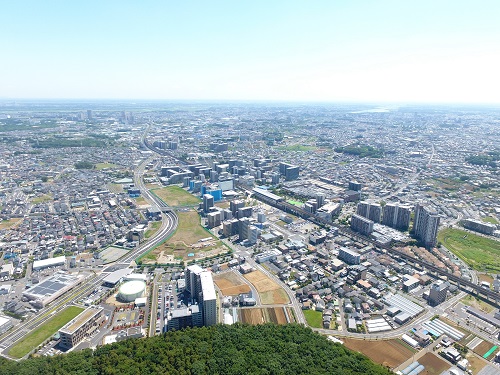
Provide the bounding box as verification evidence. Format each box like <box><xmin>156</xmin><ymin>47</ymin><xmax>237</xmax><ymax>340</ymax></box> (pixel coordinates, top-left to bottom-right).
<box><xmin>230</xmin><ymin>199</ymin><xmax>245</xmax><ymax>215</ymax></box>
<box><xmin>203</xmin><ymin>194</ymin><xmax>214</xmax><ymax>213</ymax></box>
<box><xmin>279</xmin><ymin>162</ymin><xmax>300</xmax><ymax>181</ymax></box>
<box><xmin>59</xmin><ymin>306</ymin><xmax>104</xmax><ymax>348</ymax></box>
<box><xmin>350</xmin><ymin>214</ymin><xmax>374</xmax><ymax>235</ymax></box>
<box><xmin>348</xmin><ymin>181</ymin><xmax>362</xmax><ymax>191</ymax></box>
<box><xmin>413</xmin><ymin>203</ymin><xmax>440</xmax><ymax>248</ymax></box>
<box><xmin>428</xmin><ymin>280</ymin><xmax>449</xmax><ymax>306</ymax></box>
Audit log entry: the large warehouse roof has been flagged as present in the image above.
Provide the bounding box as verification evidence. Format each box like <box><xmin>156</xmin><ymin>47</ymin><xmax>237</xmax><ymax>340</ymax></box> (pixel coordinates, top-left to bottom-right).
<box><xmin>33</xmin><ymin>256</ymin><xmax>66</xmax><ymax>270</ymax></box>
<box><xmin>103</xmin><ymin>268</ymin><xmax>133</xmax><ymax>286</ymax></box>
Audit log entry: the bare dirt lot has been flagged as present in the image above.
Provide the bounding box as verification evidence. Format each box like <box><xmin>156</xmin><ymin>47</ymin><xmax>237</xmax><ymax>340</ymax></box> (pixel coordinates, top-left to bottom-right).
<box><xmin>213</xmin><ymin>272</ymin><xmax>251</xmax><ymax>296</ymax></box>
<box><xmin>238</xmin><ymin>307</ymin><xmax>289</xmax><ymax>325</ymax></box>
<box><xmin>418</xmin><ymin>353</ymin><xmax>450</xmax><ymax>375</ymax></box>
<box><xmin>243</xmin><ymin>270</ymin><xmax>289</xmax><ymax>305</ymax></box>
<box><xmin>343</xmin><ymin>338</ymin><xmax>414</xmax><ymax>369</ymax></box>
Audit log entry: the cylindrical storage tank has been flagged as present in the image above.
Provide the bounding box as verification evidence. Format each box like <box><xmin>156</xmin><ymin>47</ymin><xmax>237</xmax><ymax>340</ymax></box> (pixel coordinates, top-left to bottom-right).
<box><xmin>117</xmin><ymin>280</ymin><xmax>146</xmax><ymax>302</ymax></box>
<box><xmin>408</xmin><ymin>365</ymin><xmax>425</xmax><ymax>375</ymax></box>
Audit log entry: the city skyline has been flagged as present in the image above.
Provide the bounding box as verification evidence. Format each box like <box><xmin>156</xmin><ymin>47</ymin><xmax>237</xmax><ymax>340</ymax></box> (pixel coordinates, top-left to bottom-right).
<box><xmin>2</xmin><ymin>0</ymin><xmax>500</xmax><ymax>103</ymax></box>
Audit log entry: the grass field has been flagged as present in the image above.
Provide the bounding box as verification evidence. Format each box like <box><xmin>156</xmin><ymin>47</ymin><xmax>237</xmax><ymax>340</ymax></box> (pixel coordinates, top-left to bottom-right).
<box><xmin>461</xmin><ymin>294</ymin><xmax>495</xmax><ymax>313</ymax></box>
<box><xmin>145</xmin><ymin>221</ymin><xmax>162</xmax><ymax>239</ymax></box>
<box><xmin>143</xmin><ymin>210</ymin><xmax>225</xmax><ymax>262</ymax></box>
<box><xmin>31</xmin><ymin>194</ymin><xmax>53</xmax><ymax>204</ymax></box>
<box><xmin>303</xmin><ymin>309</ymin><xmax>323</xmax><ymax>328</ymax></box>
<box><xmin>134</xmin><ymin>196</ymin><xmax>148</xmax><ymax>206</ymax></box>
<box><xmin>95</xmin><ymin>162</ymin><xmax>117</xmax><ymax>170</ymax></box>
<box><xmin>482</xmin><ymin>216</ymin><xmax>499</xmax><ymax>224</ymax></box>
<box><xmin>243</xmin><ymin>270</ymin><xmax>289</xmax><ymax>305</ymax></box>
<box><xmin>438</xmin><ymin>228</ymin><xmax>500</xmax><ymax>272</ymax></box>
<box><xmin>151</xmin><ymin>186</ymin><xmax>200</xmax><ymax>207</ymax></box>
<box><xmin>213</xmin><ymin>272</ymin><xmax>251</xmax><ymax>296</ymax></box>
<box><xmin>9</xmin><ymin>306</ymin><xmax>84</xmax><ymax>358</ymax></box>
<box><xmin>343</xmin><ymin>339</ymin><xmax>414</xmax><ymax>369</ymax></box>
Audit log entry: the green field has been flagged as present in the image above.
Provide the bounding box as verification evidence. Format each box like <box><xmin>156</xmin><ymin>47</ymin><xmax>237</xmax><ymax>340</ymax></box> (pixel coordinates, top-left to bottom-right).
<box><xmin>482</xmin><ymin>216</ymin><xmax>499</xmax><ymax>224</ymax></box>
<box><xmin>438</xmin><ymin>228</ymin><xmax>500</xmax><ymax>272</ymax></box>
<box><xmin>151</xmin><ymin>186</ymin><xmax>201</xmax><ymax>207</ymax></box>
<box><xmin>31</xmin><ymin>194</ymin><xmax>53</xmax><ymax>204</ymax></box>
<box><xmin>95</xmin><ymin>162</ymin><xmax>117</xmax><ymax>170</ymax></box>
<box><xmin>287</xmin><ymin>200</ymin><xmax>303</xmax><ymax>207</ymax></box>
<box><xmin>303</xmin><ymin>309</ymin><xmax>323</xmax><ymax>328</ymax></box>
<box><xmin>9</xmin><ymin>306</ymin><xmax>84</xmax><ymax>358</ymax></box>
<box><xmin>278</xmin><ymin>145</ymin><xmax>317</xmax><ymax>152</ymax></box>
<box><xmin>145</xmin><ymin>221</ymin><xmax>162</xmax><ymax>238</ymax></box>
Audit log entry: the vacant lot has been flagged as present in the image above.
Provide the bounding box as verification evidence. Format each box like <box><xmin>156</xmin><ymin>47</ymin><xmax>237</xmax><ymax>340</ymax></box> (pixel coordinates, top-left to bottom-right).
<box><xmin>418</xmin><ymin>352</ymin><xmax>449</xmax><ymax>375</ymax></box>
<box><xmin>465</xmin><ymin>352</ymin><xmax>487</xmax><ymax>374</ymax></box>
<box><xmin>9</xmin><ymin>306</ymin><xmax>84</xmax><ymax>358</ymax></box>
<box><xmin>343</xmin><ymin>338</ymin><xmax>413</xmax><ymax>369</ymax></box>
<box><xmin>303</xmin><ymin>309</ymin><xmax>323</xmax><ymax>328</ymax></box>
<box><xmin>243</xmin><ymin>270</ymin><xmax>289</xmax><ymax>305</ymax></box>
<box><xmin>142</xmin><ymin>210</ymin><xmax>226</xmax><ymax>263</ymax></box>
<box><xmin>461</xmin><ymin>294</ymin><xmax>495</xmax><ymax>313</ymax></box>
<box><xmin>31</xmin><ymin>194</ymin><xmax>53</xmax><ymax>204</ymax></box>
<box><xmin>238</xmin><ymin>307</ymin><xmax>288</xmax><ymax>325</ymax></box>
<box><xmin>151</xmin><ymin>186</ymin><xmax>200</xmax><ymax>207</ymax></box>
<box><xmin>95</xmin><ymin>162</ymin><xmax>117</xmax><ymax>170</ymax></box>
<box><xmin>438</xmin><ymin>228</ymin><xmax>500</xmax><ymax>272</ymax></box>
<box><xmin>0</xmin><ymin>219</ymin><xmax>19</xmax><ymax>230</ymax></box>
<box><xmin>145</xmin><ymin>221</ymin><xmax>162</xmax><ymax>239</ymax></box>
<box><xmin>213</xmin><ymin>272</ymin><xmax>251</xmax><ymax>296</ymax></box>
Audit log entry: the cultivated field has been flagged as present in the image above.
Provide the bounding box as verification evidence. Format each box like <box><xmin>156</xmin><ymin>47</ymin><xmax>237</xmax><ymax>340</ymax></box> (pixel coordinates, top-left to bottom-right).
<box><xmin>438</xmin><ymin>228</ymin><xmax>500</xmax><ymax>272</ymax></box>
<box><xmin>141</xmin><ymin>210</ymin><xmax>226</xmax><ymax>263</ymax></box>
<box><xmin>473</xmin><ymin>340</ymin><xmax>496</xmax><ymax>359</ymax></box>
<box><xmin>238</xmin><ymin>307</ymin><xmax>289</xmax><ymax>325</ymax></box>
<box><xmin>151</xmin><ymin>186</ymin><xmax>201</xmax><ymax>207</ymax></box>
<box><xmin>243</xmin><ymin>270</ymin><xmax>289</xmax><ymax>305</ymax></box>
<box><xmin>343</xmin><ymin>338</ymin><xmax>414</xmax><ymax>369</ymax></box>
<box><xmin>9</xmin><ymin>306</ymin><xmax>84</xmax><ymax>358</ymax></box>
<box><xmin>213</xmin><ymin>271</ymin><xmax>251</xmax><ymax>296</ymax></box>
<box><xmin>418</xmin><ymin>353</ymin><xmax>449</xmax><ymax>375</ymax></box>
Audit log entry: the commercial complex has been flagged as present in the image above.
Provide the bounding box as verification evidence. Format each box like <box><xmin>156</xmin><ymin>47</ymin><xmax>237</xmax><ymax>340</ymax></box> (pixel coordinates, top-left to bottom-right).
<box><xmin>23</xmin><ymin>272</ymin><xmax>84</xmax><ymax>308</ymax></box>
<box><xmin>59</xmin><ymin>306</ymin><xmax>104</xmax><ymax>348</ymax></box>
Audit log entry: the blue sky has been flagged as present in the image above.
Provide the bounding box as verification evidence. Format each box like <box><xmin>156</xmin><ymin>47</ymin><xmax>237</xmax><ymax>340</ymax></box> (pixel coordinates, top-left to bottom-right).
<box><xmin>1</xmin><ymin>0</ymin><xmax>499</xmax><ymax>103</ymax></box>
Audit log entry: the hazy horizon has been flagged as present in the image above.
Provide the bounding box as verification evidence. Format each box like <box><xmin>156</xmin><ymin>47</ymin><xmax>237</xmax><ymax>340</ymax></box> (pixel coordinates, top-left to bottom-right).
<box><xmin>2</xmin><ymin>1</ymin><xmax>500</xmax><ymax>104</ymax></box>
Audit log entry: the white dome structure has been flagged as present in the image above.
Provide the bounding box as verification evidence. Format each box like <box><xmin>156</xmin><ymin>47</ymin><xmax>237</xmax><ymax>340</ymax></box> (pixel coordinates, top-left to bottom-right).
<box><xmin>117</xmin><ymin>280</ymin><xmax>146</xmax><ymax>302</ymax></box>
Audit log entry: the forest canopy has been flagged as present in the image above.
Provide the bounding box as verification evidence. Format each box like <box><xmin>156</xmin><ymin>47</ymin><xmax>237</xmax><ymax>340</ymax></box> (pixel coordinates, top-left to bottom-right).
<box><xmin>0</xmin><ymin>324</ymin><xmax>392</xmax><ymax>375</ymax></box>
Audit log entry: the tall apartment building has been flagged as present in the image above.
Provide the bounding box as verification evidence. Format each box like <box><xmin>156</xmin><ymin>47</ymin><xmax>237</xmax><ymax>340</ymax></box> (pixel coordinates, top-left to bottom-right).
<box><xmin>59</xmin><ymin>306</ymin><xmax>104</xmax><ymax>348</ymax></box>
<box><xmin>183</xmin><ymin>265</ymin><xmax>217</xmax><ymax>327</ymax></box>
<box><xmin>238</xmin><ymin>217</ymin><xmax>258</xmax><ymax>243</ymax></box>
<box><xmin>348</xmin><ymin>181</ymin><xmax>362</xmax><ymax>192</ymax></box>
<box><xmin>338</xmin><ymin>247</ymin><xmax>361</xmax><ymax>265</ymax></box>
<box><xmin>350</xmin><ymin>214</ymin><xmax>374</xmax><ymax>235</ymax></box>
<box><xmin>382</xmin><ymin>204</ymin><xmax>411</xmax><ymax>231</ymax></box>
<box><xmin>413</xmin><ymin>203</ymin><xmax>440</xmax><ymax>248</ymax></box>
<box><xmin>356</xmin><ymin>201</ymin><xmax>381</xmax><ymax>223</ymax></box>
<box><xmin>230</xmin><ymin>199</ymin><xmax>245</xmax><ymax>216</ymax></box>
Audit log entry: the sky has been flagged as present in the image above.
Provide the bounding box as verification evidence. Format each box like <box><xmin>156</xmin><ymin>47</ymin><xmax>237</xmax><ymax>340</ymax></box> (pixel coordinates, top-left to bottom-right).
<box><xmin>1</xmin><ymin>0</ymin><xmax>500</xmax><ymax>103</ymax></box>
